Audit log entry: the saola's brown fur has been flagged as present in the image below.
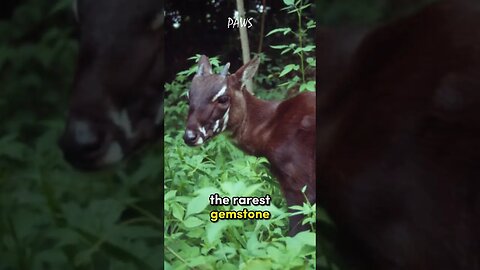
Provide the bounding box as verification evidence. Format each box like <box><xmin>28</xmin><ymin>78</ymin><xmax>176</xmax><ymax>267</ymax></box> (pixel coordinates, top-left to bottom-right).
<box><xmin>184</xmin><ymin>56</ymin><xmax>316</xmax><ymax>235</ymax></box>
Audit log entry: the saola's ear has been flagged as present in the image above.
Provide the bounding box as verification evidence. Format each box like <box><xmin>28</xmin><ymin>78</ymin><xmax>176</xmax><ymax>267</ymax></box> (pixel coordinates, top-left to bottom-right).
<box><xmin>233</xmin><ymin>57</ymin><xmax>260</xmax><ymax>90</ymax></box>
<box><xmin>196</xmin><ymin>55</ymin><xmax>213</xmax><ymax>77</ymax></box>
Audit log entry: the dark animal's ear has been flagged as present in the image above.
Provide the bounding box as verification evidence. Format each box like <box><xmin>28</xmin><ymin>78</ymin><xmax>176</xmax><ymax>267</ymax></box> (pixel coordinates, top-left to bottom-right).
<box><xmin>72</xmin><ymin>0</ymin><xmax>79</xmax><ymax>22</ymax></box>
<box><xmin>151</xmin><ymin>11</ymin><xmax>164</xmax><ymax>30</ymax></box>
<box><xmin>196</xmin><ymin>55</ymin><xmax>213</xmax><ymax>77</ymax></box>
<box><xmin>233</xmin><ymin>57</ymin><xmax>260</xmax><ymax>89</ymax></box>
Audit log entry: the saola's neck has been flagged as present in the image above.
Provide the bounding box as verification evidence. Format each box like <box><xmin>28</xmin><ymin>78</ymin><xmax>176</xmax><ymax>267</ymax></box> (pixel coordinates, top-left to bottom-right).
<box><xmin>227</xmin><ymin>90</ymin><xmax>279</xmax><ymax>156</ymax></box>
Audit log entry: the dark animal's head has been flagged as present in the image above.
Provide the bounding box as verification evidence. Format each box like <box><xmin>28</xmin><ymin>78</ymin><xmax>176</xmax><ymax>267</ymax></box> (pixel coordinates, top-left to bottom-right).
<box><xmin>59</xmin><ymin>0</ymin><xmax>164</xmax><ymax>170</ymax></box>
<box><xmin>183</xmin><ymin>55</ymin><xmax>259</xmax><ymax>146</ymax></box>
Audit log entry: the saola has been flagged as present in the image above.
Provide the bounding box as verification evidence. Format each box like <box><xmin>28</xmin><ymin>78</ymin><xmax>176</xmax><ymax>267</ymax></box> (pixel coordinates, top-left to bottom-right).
<box><xmin>317</xmin><ymin>0</ymin><xmax>480</xmax><ymax>269</ymax></box>
<box><xmin>59</xmin><ymin>0</ymin><xmax>164</xmax><ymax>170</ymax></box>
<box><xmin>184</xmin><ymin>56</ymin><xmax>316</xmax><ymax>235</ymax></box>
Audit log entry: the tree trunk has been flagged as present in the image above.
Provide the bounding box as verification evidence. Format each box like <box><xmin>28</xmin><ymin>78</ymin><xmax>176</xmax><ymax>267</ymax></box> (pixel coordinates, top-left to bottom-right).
<box><xmin>236</xmin><ymin>0</ymin><xmax>253</xmax><ymax>93</ymax></box>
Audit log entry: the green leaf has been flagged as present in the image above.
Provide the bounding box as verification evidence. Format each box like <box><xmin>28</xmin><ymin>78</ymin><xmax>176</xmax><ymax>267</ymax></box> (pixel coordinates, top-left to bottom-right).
<box><xmin>242</xmin><ymin>184</ymin><xmax>264</xmax><ymax>197</ymax></box>
<box><xmin>171</xmin><ymin>203</ymin><xmax>185</xmax><ymax>221</ymax></box>
<box><xmin>183</xmin><ymin>216</ymin><xmax>204</xmax><ymax>228</ymax></box>
<box><xmin>279</xmin><ymin>64</ymin><xmax>299</xmax><ymax>77</ymax></box>
<box><xmin>289</xmin><ymin>205</ymin><xmax>304</xmax><ymax>211</ymax></box>
<box><xmin>185</xmin><ymin>194</ymin><xmax>209</xmax><ymax>217</ymax></box>
<box><xmin>280</xmin><ymin>47</ymin><xmax>293</xmax><ymax>55</ymax></box>
<box><xmin>205</xmin><ymin>222</ymin><xmax>229</xmax><ymax>244</ymax></box>
<box><xmin>302</xmin><ymin>45</ymin><xmax>315</xmax><ymax>52</ymax></box>
<box><xmin>300</xmin><ymin>81</ymin><xmax>316</xmax><ymax>92</ymax></box>
<box><xmin>292</xmin><ymin>231</ymin><xmax>316</xmax><ymax>246</ymax></box>
<box><xmin>306</xmin><ymin>57</ymin><xmax>316</xmax><ymax>67</ymax></box>
<box><xmin>240</xmin><ymin>259</ymin><xmax>273</xmax><ymax>270</ymax></box>
<box><xmin>73</xmin><ymin>227</ymin><xmax>154</xmax><ymax>270</ymax></box>
<box><xmin>165</xmin><ymin>190</ymin><xmax>177</xmax><ymax>201</ymax></box>
<box><xmin>307</xmin><ymin>20</ymin><xmax>316</xmax><ymax>29</ymax></box>
<box><xmin>88</xmin><ymin>199</ymin><xmax>124</xmax><ymax>227</ymax></box>
<box><xmin>266</xmin><ymin>27</ymin><xmax>291</xmax><ymax>37</ymax></box>
<box><xmin>270</xmin><ymin>44</ymin><xmax>289</xmax><ymax>50</ymax></box>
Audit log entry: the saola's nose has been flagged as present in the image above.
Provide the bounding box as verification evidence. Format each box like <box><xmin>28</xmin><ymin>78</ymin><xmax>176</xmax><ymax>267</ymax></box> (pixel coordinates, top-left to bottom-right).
<box><xmin>183</xmin><ymin>130</ymin><xmax>198</xmax><ymax>145</ymax></box>
<box><xmin>59</xmin><ymin>121</ymin><xmax>108</xmax><ymax>169</ymax></box>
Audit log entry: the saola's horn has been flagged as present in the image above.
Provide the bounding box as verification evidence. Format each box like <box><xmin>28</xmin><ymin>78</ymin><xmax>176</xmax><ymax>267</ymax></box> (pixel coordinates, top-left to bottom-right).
<box><xmin>220</xmin><ymin>63</ymin><xmax>230</xmax><ymax>76</ymax></box>
<box><xmin>196</xmin><ymin>63</ymin><xmax>204</xmax><ymax>76</ymax></box>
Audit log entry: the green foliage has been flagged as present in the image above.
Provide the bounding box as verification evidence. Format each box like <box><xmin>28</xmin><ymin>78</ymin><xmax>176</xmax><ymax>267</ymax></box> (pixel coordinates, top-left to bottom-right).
<box><xmin>267</xmin><ymin>0</ymin><xmax>316</xmax><ymax>92</ymax></box>
<box><xmin>0</xmin><ymin>1</ymin><xmax>163</xmax><ymax>269</ymax></box>
<box><xmin>0</xmin><ymin>0</ymin><xmax>77</xmax><ymax>129</ymax></box>
<box><xmin>0</xmin><ymin>131</ymin><xmax>164</xmax><ymax>270</ymax></box>
<box><xmin>164</xmin><ymin>133</ymin><xmax>316</xmax><ymax>269</ymax></box>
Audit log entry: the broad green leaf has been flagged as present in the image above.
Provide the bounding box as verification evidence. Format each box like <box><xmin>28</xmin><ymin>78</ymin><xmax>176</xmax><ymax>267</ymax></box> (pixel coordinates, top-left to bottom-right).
<box><xmin>240</xmin><ymin>259</ymin><xmax>273</xmax><ymax>270</ymax></box>
<box><xmin>270</xmin><ymin>44</ymin><xmax>289</xmax><ymax>50</ymax></box>
<box><xmin>299</xmin><ymin>81</ymin><xmax>315</xmax><ymax>92</ymax></box>
<box><xmin>186</xmin><ymin>194</ymin><xmax>210</xmax><ymax>217</ymax></box>
<box><xmin>171</xmin><ymin>203</ymin><xmax>185</xmax><ymax>221</ymax></box>
<box><xmin>205</xmin><ymin>221</ymin><xmax>229</xmax><ymax>244</ymax></box>
<box><xmin>279</xmin><ymin>64</ymin><xmax>299</xmax><ymax>77</ymax></box>
<box><xmin>292</xmin><ymin>231</ymin><xmax>316</xmax><ymax>246</ymax></box>
<box><xmin>266</xmin><ymin>27</ymin><xmax>291</xmax><ymax>37</ymax></box>
<box><xmin>183</xmin><ymin>216</ymin><xmax>204</xmax><ymax>228</ymax></box>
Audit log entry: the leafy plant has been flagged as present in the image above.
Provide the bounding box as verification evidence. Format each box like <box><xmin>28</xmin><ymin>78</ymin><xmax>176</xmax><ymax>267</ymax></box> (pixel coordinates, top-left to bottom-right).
<box><xmin>0</xmin><ymin>1</ymin><xmax>163</xmax><ymax>269</ymax></box>
<box><xmin>267</xmin><ymin>0</ymin><xmax>316</xmax><ymax>92</ymax></box>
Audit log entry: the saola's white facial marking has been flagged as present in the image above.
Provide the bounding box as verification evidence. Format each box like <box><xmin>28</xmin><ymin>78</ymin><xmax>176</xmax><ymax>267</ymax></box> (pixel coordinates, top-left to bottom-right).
<box><xmin>221</xmin><ymin>108</ymin><xmax>230</xmax><ymax>132</ymax></box>
<box><xmin>109</xmin><ymin>109</ymin><xmax>135</xmax><ymax>139</ymax></box>
<box><xmin>186</xmin><ymin>130</ymin><xmax>195</xmax><ymax>138</ymax></box>
<box><xmin>213</xmin><ymin>120</ymin><xmax>220</xmax><ymax>133</ymax></box>
<box><xmin>212</xmin><ymin>85</ymin><xmax>227</xmax><ymax>102</ymax></box>
<box><xmin>199</xmin><ymin>126</ymin><xmax>207</xmax><ymax>137</ymax></box>
<box><xmin>101</xmin><ymin>142</ymin><xmax>123</xmax><ymax>165</ymax></box>
<box><xmin>195</xmin><ymin>137</ymin><xmax>204</xmax><ymax>145</ymax></box>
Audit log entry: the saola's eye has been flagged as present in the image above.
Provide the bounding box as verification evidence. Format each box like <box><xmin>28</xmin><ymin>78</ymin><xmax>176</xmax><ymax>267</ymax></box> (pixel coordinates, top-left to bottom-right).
<box><xmin>217</xmin><ymin>95</ymin><xmax>229</xmax><ymax>104</ymax></box>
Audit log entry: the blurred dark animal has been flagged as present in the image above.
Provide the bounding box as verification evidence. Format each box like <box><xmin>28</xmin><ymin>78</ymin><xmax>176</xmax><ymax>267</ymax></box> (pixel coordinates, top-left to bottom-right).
<box><xmin>317</xmin><ymin>0</ymin><xmax>480</xmax><ymax>269</ymax></box>
<box><xmin>59</xmin><ymin>0</ymin><xmax>164</xmax><ymax>170</ymax></box>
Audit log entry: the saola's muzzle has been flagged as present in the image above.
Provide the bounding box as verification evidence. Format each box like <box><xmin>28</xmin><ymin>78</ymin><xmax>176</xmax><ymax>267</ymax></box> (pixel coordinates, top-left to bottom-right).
<box><xmin>183</xmin><ymin>129</ymin><xmax>199</xmax><ymax>146</ymax></box>
<box><xmin>58</xmin><ymin>119</ymin><xmax>122</xmax><ymax>170</ymax></box>
<box><xmin>183</xmin><ymin>127</ymin><xmax>213</xmax><ymax>146</ymax></box>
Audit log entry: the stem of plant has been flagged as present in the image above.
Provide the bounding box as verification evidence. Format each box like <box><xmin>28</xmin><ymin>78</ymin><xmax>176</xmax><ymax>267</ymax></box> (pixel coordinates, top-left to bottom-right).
<box><xmin>296</xmin><ymin>0</ymin><xmax>306</xmax><ymax>84</ymax></box>
<box><xmin>165</xmin><ymin>245</ymin><xmax>193</xmax><ymax>269</ymax></box>
<box><xmin>301</xmin><ymin>189</ymin><xmax>315</xmax><ymax>232</ymax></box>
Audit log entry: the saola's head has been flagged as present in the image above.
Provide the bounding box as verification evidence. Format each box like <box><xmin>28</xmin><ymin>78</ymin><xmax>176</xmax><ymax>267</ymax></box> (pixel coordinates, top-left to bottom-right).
<box><xmin>59</xmin><ymin>0</ymin><xmax>164</xmax><ymax>170</ymax></box>
<box><xmin>184</xmin><ymin>55</ymin><xmax>259</xmax><ymax>146</ymax></box>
